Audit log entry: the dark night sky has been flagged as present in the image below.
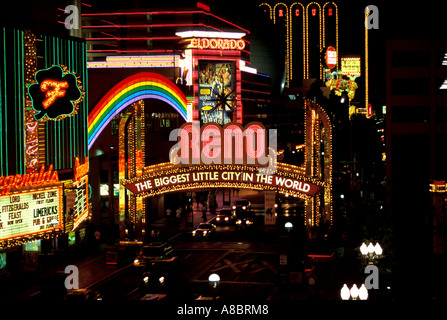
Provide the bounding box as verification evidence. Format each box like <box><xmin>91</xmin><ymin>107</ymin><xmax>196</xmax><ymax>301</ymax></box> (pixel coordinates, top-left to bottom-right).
<box><xmin>1</xmin><ymin>0</ymin><xmax>444</xmax><ymax>104</ymax></box>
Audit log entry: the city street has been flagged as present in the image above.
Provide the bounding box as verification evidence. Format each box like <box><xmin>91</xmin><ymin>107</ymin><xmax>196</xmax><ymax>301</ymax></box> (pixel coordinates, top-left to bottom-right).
<box><xmin>52</xmin><ymin>191</ymin><xmax>345</xmax><ymax>302</ymax></box>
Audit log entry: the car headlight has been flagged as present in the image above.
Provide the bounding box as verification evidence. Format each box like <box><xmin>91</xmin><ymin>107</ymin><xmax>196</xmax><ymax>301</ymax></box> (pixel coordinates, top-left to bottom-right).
<box><xmin>203</xmin><ymin>230</ymin><xmax>207</xmax><ymax>235</ymax></box>
<box><xmin>225</xmin><ymin>217</ymin><xmax>229</xmax><ymax>221</ymax></box>
<box><xmin>143</xmin><ymin>276</ymin><xmax>149</xmax><ymax>284</ymax></box>
<box><xmin>236</xmin><ymin>220</ymin><xmax>241</xmax><ymax>224</ymax></box>
<box><xmin>134</xmin><ymin>259</ymin><xmax>140</xmax><ymax>265</ymax></box>
<box><xmin>216</xmin><ymin>217</ymin><xmax>220</xmax><ymax>221</ymax></box>
<box><xmin>232</xmin><ymin>206</ymin><xmax>236</xmax><ymax>210</ymax></box>
<box><xmin>192</xmin><ymin>231</ymin><xmax>196</xmax><ymax>236</ymax></box>
<box><xmin>159</xmin><ymin>276</ymin><xmax>165</xmax><ymax>285</ymax></box>
<box><xmin>242</xmin><ymin>206</ymin><xmax>246</xmax><ymax>210</ymax></box>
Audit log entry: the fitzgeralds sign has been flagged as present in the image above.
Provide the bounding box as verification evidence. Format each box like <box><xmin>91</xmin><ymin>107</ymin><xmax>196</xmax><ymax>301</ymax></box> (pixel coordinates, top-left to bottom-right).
<box><xmin>28</xmin><ymin>65</ymin><xmax>85</xmax><ymax>121</ymax></box>
<box><xmin>0</xmin><ymin>165</ymin><xmax>59</xmax><ymax>196</ymax></box>
<box><xmin>0</xmin><ymin>187</ymin><xmax>62</xmax><ymax>242</ymax></box>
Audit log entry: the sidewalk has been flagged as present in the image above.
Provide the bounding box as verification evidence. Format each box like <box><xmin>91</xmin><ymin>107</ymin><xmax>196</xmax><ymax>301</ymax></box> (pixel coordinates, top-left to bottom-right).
<box><xmin>0</xmin><ymin>189</ymin><xmax>292</xmax><ymax>301</ymax></box>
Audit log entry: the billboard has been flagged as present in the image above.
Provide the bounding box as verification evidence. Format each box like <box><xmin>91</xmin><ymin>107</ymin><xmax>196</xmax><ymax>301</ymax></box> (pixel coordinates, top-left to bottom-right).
<box><xmin>0</xmin><ymin>187</ymin><xmax>62</xmax><ymax>242</ymax></box>
<box><xmin>341</xmin><ymin>57</ymin><xmax>361</xmax><ymax>77</ymax></box>
<box><xmin>198</xmin><ymin>61</ymin><xmax>234</xmax><ymax>124</ymax></box>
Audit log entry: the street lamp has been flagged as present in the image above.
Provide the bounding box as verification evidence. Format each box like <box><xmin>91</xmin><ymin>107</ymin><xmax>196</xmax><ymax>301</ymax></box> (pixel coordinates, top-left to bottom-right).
<box><xmin>340</xmin><ymin>283</ymin><xmax>368</xmax><ymax>300</ymax></box>
<box><xmin>285</xmin><ymin>222</ymin><xmax>293</xmax><ymax>232</ymax></box>
<box><xmin>360</xmin><ymin>241</ymin><xmax>383</xmax><ymax>263</ymax></box>
<box><xmin>208</xmin><ymin>273</ymin><xmax>220</xmax><ymax>300</ymax></box>
<box><xmin>51</xmin><ymin>219</ymin><xmax>59</xmax><ymax>275</ymax></box>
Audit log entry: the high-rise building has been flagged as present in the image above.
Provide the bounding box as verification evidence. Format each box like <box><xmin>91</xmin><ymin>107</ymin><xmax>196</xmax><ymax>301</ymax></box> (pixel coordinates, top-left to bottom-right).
<box><xmin>258</xmin><ymin>1</ymin><xmax>339</xmax><ymax>86</ymax></box>
<box><xmin>386</xmin><ymin>39</ymin><xmax>447</xmax><ymax>300</ymax></box>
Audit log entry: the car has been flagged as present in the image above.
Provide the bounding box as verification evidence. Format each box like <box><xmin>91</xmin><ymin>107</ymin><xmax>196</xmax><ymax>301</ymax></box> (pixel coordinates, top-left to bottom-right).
<box><xmin>65</xmin><ymin>289</ymin><xmax>102</xmax><ymax>301</ymax></box>
<box><xmin>235</xmin><ymin>211</ymin><xmax>256</xmax><ymax>231</ymax></box>
<box><xmin>232</xmin><ymin>199</ymin><xmax>251</xmax><ymax>213</ymax></box>
<box><xmin>133</xmin><ymin>242</ymin><xmax>178</xmax><ymax>269</ymax></box>
<box><xmin>192</xmin><ymin>223</ymin><xmax>217</xmax><ymax>239</ymax></box>
<box><xmin>215</xmin><ymin>208</ymin><xmax>235</xmax><ymax>224</ymax></box>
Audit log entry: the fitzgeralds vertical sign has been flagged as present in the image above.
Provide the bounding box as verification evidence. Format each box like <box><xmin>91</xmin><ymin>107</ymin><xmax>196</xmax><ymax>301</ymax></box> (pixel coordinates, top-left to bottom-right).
<box><xmin>28</xmin><ymin>65</ymin><xmax>85</xmax><ymax>121</ymax></box>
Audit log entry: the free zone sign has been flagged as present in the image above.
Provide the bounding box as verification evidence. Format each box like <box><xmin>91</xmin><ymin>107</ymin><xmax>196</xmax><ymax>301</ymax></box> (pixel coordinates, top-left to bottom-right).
<box><xmin>0</xmin><ymin>187</ymin><xmax>62</xmax><ymax>242</ymax></box>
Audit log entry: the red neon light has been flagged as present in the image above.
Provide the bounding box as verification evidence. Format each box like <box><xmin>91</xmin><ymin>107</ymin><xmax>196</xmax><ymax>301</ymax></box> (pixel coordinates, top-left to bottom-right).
<box><xmin>81</xmin><ymin>10</ymin><xmax>249</xmax><ymax>34</ymax></box>
<box><xmin>328</xmin><ymin>8</ymin><xmax>333</xmax><ymax>16</ymax></box>
<box><xmin>82</xmin><ymin>10</ymin><xmax>203</xmax><ymax>16</ymax></box>
<box><xmin>312</xmin><ymin>8</ymin><xmax>317</xmax><ymax>16</ymax></box>
<box><xmin>223</xmin><ymin>124</ymin><xmax>244</xmax><ymax>161</ymax></box>
<box><xmin>295</xmin><ymin>9</ymin><xmax>300</xmax><ymax>17</ymax></box>
<box><xmin>307</xmin><ymin>253</ymin><xmax>334</xmax><ymax>258</ymax></box>
<box><xmin>85</xmin><ymin>36</ymin><xmax>180</xmax><ymax>41</ymax></box>
<box><xmin>279</xmin><ymin>9</ymin><xmax>284</xmax><ymax>17</ymax></box>
<box><xmin>82</xmin><ymin>23</ymin><xmax>222</xmax><ymax>30</ymax></box>
<box><xmin>197</xmin><ymin>2</ymin><xmax>210</xmax><ymax>12</ymax></box>
<box><xmin>40</xmin><ymin>80</ymin><xmax>68</xmax><ymax>109</ymax></box>
<box><xmin>181</xmin><ymin>124</ymin><xmax>200</xmax><ymax>162</ymax></box>
<box><xmin>0</xmin><ymin>165</ymin><xmax>59</xmax><ymax>196</ymax></box>
<box><xmin>174</xmin><ymin>122</ymin><xmax>269</xmax><ymax>166</ymax></box>
<box><xmin>245</xmin><ymin>124</ymin><xmax>266</xmax><ymax>160</ymax></box>
<box><xmin>202</xmin><ymin>124</ymin><xmax>221</xmax><ymax>160</ymax></box>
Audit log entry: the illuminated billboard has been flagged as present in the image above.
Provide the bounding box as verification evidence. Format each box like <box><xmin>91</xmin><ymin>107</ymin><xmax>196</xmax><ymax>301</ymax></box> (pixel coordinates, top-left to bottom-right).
<box><xmin>341</xmin><ymin>57</ymin><xmax>361</xmax><ymax>77</ymax></box>
<box><xmin>28</xmin><ymin>65</ymin><xmax>85</xmax><ymax>121</ymax></box>
<box><xmin>198</xmin><ymin>61</ymin><xmax>234</xmax><ymax>124</ymax></box>
<box><xmin>0</xmin><ymin>187</ymin><xmax>62</xmax><ymax>242</ymax></box>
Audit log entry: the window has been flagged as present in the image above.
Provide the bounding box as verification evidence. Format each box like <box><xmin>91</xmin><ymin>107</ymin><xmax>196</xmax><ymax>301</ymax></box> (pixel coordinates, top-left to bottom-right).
<box><xmin>392</xmin><ymin>106</ymin><xmax>429</xmax><ymax>123</ymax></box>
<box><xmin>392</xmin><ymin>78</ymin><xmax>430</xmax><ymax>95</ymax></box>
<box><xmin>436</xmin><ymin>106</ymin><xmax>447</xmax><ymax>122</ymax></box>
<box><xmin>392</xmin><ymin>50</ymin><xmax>430</xmax><ymax>68</ymax></box>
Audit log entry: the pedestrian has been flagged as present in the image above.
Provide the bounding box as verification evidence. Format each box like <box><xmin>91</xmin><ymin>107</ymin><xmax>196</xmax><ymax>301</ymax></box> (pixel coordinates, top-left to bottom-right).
<box><xmin>156</xmin><ymin>229</ymin><xmax>160</xmax><ymax>238</ymax></box>
<box><xmin>166</xmin><ymin>207</ymin><xmax>172</xmax><ymax>221</ymax></box>
<box><xmin>151</xmin><ymin>229</ymin><xmax>156</xmax><ymax>239</ymax></box>
<box><xmin>176</xmin><ymin>207</ymin><xmax>182</xmax><ymax>223</ymax></box>
<box><xmin>94</xmin><ymin>230</ymin><xmax>101</xmax><ymax>252</ymax></box>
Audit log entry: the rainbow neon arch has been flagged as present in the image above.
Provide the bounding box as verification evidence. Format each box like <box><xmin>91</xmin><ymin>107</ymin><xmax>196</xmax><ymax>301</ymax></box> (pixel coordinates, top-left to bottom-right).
<box><xmin>88</xmin><ymin>72</ymin><xmax>188</xmax><ymax>150</ymax></box>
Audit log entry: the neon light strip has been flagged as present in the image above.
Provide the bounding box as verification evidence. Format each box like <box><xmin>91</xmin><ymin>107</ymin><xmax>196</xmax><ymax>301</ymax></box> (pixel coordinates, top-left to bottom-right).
<box><xmin>88</xmin><ymin>73</ymin><xmax>187</xmax><ymax>150</ymax></box>
<box><xmin>82</xmin><ymin>10</ymin><xmax>249</xmax><ymax>34</ymax></box>
<box><xmin>175</xmin><ymin>30</ymin><xmax>246</xmax><ymax>39</ymax></box>
<box><xmin>87</xmin><ymin>61</ymin><xmax>180</xmax><ymax>68</ymax></box>
<box><xmin>82</xmin><ymin>23</ymin><xmax>220</xmax><ymax>29</ymax></box>
<box><xmin>85</xmin><ymin>36</ymin><xmax>180</xmax><ymax>41</ymax></box>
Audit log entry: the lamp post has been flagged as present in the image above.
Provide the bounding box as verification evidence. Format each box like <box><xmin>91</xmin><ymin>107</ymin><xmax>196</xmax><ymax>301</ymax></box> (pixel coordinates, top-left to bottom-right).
<box><xmin>51</xmin><ymin>219</ymin><xmax>59</xmax><ymax>275</ymax></box>
<box><xmin>208</xmin><ymin>273</ymin><xmax>220</xmax><ymax>300</ymax></box>
<box><xmin>360</xmin><ymin>241</ymin><xmax>383</xmax><ymax>263</ymax></box>
<box><xmin>340</xmin><ymin>283</ymin><xmax>368</xmax><ymax>300</ymax></box>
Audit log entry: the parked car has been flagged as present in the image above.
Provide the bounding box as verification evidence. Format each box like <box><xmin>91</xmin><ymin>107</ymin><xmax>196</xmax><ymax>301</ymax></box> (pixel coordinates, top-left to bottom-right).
<box><xmin>215</xmin><ymin>208</ymin><xmax>236</xmax><ymax>224</ymax></box>
<box><xmin>192</xmin><ymin>223</ymin><xmax>217</xmax><ymax>239</ymax></box>
<box><xmin>66</xmin><ymin>289</ymin><xmax>102</xmax><ymax>301</ymax></box>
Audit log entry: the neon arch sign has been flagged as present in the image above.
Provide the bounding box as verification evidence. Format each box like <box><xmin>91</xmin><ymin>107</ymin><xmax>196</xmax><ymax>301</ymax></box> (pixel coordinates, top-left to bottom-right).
<box><xmin>169</xmin><ymin>122</ymin><xmax>277</xmax><ymax>173</ymax></box>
